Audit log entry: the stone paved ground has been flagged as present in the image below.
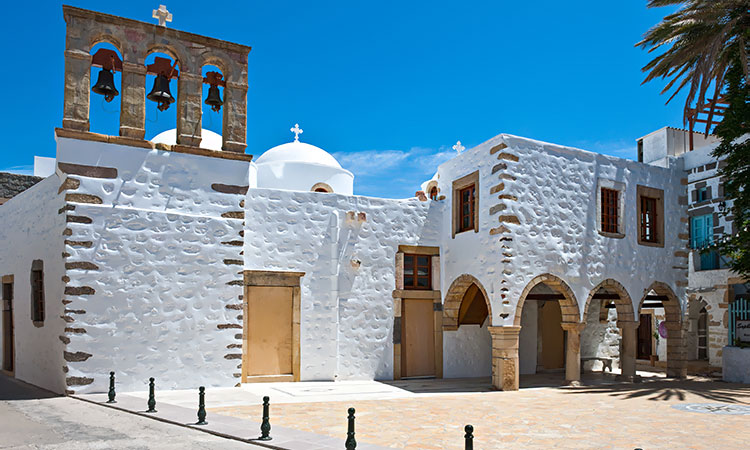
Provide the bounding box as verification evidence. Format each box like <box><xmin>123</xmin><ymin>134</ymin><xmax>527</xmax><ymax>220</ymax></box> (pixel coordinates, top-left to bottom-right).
<box><xmin>211</xmin><ymin>377</ymin><xmax>750</xmax><ymax>449</ymax></box>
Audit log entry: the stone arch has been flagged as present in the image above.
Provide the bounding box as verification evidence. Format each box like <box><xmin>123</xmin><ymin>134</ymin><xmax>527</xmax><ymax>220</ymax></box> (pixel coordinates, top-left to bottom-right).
<box><xmin>90</xmin><ymin>34</ymin><xmax>124</xmax><ymax>55</ymax></box>
<box><xmin>199</xmin><ymin>54</ymin><xmax>232</xmax><ymax>81</ymax></box>
<box><xmin>638</xmin><ymin>281</ymin><xmax>686</xmax><ymax>378</ymax></box>
<box><xmin>311</xmin><ymin>182</ymin><xmax>333</xmax><ymax>193</ymax></box>
<box><xmin>582</xmin><ymin>278</ymin><xmax>636</xmax><ymax>324</ymax></box>
<box><xmin>514</xmin><ymin>273</ymin><xmax>580</xmax><ymax>326</ymax></box>
<box><xmin>443</xmin><ymin>274</ymin><xmax>492</xmax><ymax>330</ymax></box>
<box><xmin>145</xmin><ymin>45</ymin><xmax>183</xmax><ymax>69</ymax></box>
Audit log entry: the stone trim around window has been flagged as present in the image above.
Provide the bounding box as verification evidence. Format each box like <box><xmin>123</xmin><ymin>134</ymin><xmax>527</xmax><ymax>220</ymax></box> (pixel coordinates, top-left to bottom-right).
<box><xmin>596</xmin><ymin>178</ymin><xmax>625</xmax><ymax>239</ymax></box>
<box><xmin>452</xmin><ymin>171</ymin><xmax>479</xmax><ymax>238</ymax></box>
<box><xmin>636</xmin><ymin>185</ymin><xmax>665</xmax><ymax>248</ymax></box>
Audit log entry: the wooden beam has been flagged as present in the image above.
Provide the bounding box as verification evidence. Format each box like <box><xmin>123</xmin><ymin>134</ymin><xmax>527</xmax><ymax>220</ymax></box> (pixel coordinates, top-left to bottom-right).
<box><xmin>645</xmin><ymin>295</ymin><xmax>668</xmax><ymax>301</ymax></box>
<box><xmin>592</xmin><ymin>293</ymin><xmax>620</xmax><ymax>300</ymax></box>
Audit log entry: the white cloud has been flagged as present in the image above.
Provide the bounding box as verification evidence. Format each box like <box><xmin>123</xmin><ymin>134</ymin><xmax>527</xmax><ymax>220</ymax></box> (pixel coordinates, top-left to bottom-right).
<box><xmin>1</xmin><ymin>165</ymin><xmax>34</xmax><ymax>176</ymax></box>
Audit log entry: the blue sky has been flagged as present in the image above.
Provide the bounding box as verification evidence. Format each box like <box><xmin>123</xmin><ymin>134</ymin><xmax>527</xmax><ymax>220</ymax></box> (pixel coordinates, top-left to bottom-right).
<box><xmin>0</xmin><ymin>1</ymin><xmax>684</xmax><ymax>198</ymax></box>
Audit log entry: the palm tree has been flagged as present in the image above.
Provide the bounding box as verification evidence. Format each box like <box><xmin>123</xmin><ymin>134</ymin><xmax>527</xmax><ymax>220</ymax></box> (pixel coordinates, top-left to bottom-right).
<box><xmin>637</xmin><ymin>0</ymin><xmax>750</xmax><ymax>129</ymax></box>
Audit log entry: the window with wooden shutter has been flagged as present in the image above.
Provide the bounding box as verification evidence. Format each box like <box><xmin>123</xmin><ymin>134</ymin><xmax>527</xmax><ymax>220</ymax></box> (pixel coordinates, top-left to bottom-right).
<box><xmin>640</xmin><ymin>196</ymin><xmax>657</xmax><ymax>243</ymax></box>
<box><xmin>403</xmin><ymin>254</ymin><xmax>431</xmax><ymax>290</ymax></box>
<box><xmin>458</xmin><ymin>185</ymin><xmax>475</xmax><ymax>232</ymax></box>
<box><xmin>601</xmin><ymin>188</ymin><xmax>619</xmax><ymax>234</ymax></box>
<box><xmin>31</xmin><ymin>260</ymin><xmax>44</xmax><ymax>323</ymax></box>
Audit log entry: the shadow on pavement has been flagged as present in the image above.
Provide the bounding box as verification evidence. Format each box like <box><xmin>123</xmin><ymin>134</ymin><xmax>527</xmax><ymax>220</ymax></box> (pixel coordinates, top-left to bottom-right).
<box><xmin>0</xmin><ymin>373</ymin><xmax>59</xmax><ymax>400</ymax></box>
<box><xmin>560</xmin><ymin>377</ymin><xmax>750</xmax><ymax>404</ymax></box>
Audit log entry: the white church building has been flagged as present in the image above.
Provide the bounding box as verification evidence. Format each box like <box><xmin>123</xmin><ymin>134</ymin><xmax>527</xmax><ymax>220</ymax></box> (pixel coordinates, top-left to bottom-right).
<box><xmin>1</xmin><ymin>6</ymin><xmax>741</xmax><ymax>395</ymax></box>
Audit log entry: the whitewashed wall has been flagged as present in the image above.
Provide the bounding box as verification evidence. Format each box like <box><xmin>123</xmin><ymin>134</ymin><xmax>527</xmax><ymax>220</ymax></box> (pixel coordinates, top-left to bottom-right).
<box><xmin>435</xmin><ymin>134</ymin><xmax>686</xmax><ymax>329</ymax></box>
<box><xmin>56</xmin><ymin>137</ymin><xmax>249</xmax><ymax>394</ymax></box>
<box><xmin>0</xmin><ymin>176</ymin><xmax>67</xmax><ymax>393</ymax></box>
<box><xmin>243</xmin><ymin>188</ymin><xmax>441</xmax><ymax>381</ymax></box>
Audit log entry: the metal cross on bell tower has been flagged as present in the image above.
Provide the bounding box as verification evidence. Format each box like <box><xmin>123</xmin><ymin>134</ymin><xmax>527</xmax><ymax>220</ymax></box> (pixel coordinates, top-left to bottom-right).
<box><xmin>152</xmin><ymin>5</ymin><xmax>172</xmax><ymax>27</ymax></box>
<box><xmin>290</xmin><ymin>123</ymin><xmax>303</xmax><ymax>142</ymax></box>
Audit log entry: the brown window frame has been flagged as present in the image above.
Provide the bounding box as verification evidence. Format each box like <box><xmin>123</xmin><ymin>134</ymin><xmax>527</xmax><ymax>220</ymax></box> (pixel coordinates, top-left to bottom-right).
<box><xmin>601</xmin><ymin>188</ymin><xmax>619</xmax><ymax>234</ymax></box>
<box><xmin>640</xmin><ymin>196</ymin><xmax>658</xmax><ymax>243</ymax></box>
<box><xmin>31</xmin><ymin>261</ymin><xmax>44</xmax><ymax>324</ymax></box>
<box><xmin>403</xmin><ymin>253</ymin><xmax>432</xmax><ymax>290</ymax></box>
<box><xmin>458</xmin><ymin>185</ymin><xmax>475</xmax><ymax>233</ymax></box>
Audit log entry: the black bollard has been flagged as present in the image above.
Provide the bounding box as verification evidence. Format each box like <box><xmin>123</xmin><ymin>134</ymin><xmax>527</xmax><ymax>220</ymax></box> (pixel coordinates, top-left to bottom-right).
<box><xmin>258</xmin><ymin>396</ymin><xmax>272</xmax><ymax>440</ymax></box>
<box><xmin>146</xmin><ymin>377</ymin><xmax>157</xmax><ymax>413</ymax></box>
<box><xmin>196</xmin><ymin>386</ymin><xmax>207</xmax><ymax>425</ymax></box>
<box><xmin>345</xmin><ymin>407</ymin><xmax>357</xmax><ymax>450</ymax></box>
<box><xmin>464</xmin><ymin>424</ymin><xmax>474</xmax><ymax>450</ymax></box>
<box><xmin>107</xmin><ymin>371</ymin><xmax>116</xmax><ymax>403</ymax></box>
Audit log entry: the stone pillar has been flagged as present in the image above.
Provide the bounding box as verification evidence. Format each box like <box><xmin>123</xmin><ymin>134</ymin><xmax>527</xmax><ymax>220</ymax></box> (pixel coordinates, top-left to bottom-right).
<box><xmin>176</xmin><ymin>72</ymin><xmax>203</xmax><ymax>147</ymax></box>
<box><xmin>561</xmin><ymin>322</ymin><xmax>585</xmax><ymax>386</ymax></box>
<box><xmin>222</xmin><ymin>81</ymin><xmax>248</xmax><ymax>153</ymax></box>
<box><xmin>488</xmin><ymin>326</ymin><xmax>521</xmax><ymax>391</ymax></box>
<box><xmin>63</xmin><ymin>49</ymin><xmax>91</xmax><ymax>131</ymax></box>
<box><xmin>665</xmin><ymin>321</ymin><xmax>688</xmax><ymax>378</ymax></box>
<box><xmin>617</xmin><ymin>320</ymin><xmax>639</xmax><ymax>382</ymax></box>
<box><xmin>119</xmin><ymin>61</ymin><xmax>146</xmax><ymax>139</ymax></box>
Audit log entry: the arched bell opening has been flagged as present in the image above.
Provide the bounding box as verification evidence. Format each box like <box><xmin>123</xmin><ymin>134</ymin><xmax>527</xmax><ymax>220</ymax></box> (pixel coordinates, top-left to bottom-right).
<box><xmin>89</xmin><ymin>42</ymin><xmax>123</xmax><ymax>136</ymax></box>
<box><xmin>144</xmin><ymin>52</ymin><xmax>179</xmax><ymax>140</ymax></box>
<box><xmin>515</xmin><ymin>274</ymin><xmax>582</xmax><ymax>387</ymax></box>
<box><xmin>636</xmin><ymin>282</ymin><xmax>686</xmax><ymax>378</ymax></box>
<box><xmin>580</xmin><ymin>279</ymin><xmax>636</xmax><ymax>381</ymax></box>
<box><xmin>201</xmin><ymin>64</ymin><xmax>225</xmax><ymax>141</ymax></box>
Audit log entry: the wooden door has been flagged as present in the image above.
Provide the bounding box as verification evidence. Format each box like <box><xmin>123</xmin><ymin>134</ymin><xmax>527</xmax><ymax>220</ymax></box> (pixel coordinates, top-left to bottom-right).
<box><xmin>245</xmin><ymin>286</ymin><xmax>293</xmax><ymax>377</ymax></box>
<box><xmin>637</xmin><ymin>313</ymin><xmax>653</xmax><ymax>359</ymax></box>
<box><xmin>697</xmin><ymin>308</ymin><xmax>708</xmax><ymax>360</ymax></box>
<box><xmin>402</xmin><ymin>298</ymin><xmax>435</xmax><ymax>378</ymax></box>
<box><xmin>541</xmin><ymin>301</ymin><xmax>564</xmax><ymax>369</ymax></box>
<box><xmin>2</xmin><ymin>281</ymin><xmax>13</xmax><ymax>373</ymax></box>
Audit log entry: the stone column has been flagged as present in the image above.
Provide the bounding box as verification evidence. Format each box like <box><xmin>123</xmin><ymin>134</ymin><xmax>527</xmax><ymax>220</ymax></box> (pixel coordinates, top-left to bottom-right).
<box><xmin>63</xmin><ymin>49</ymin><xmax>91</xmax><ymax>131</ymax></box>
<box><xmin>561</xmin><ymin>322</ymin><xmax>585</xmax><ymax>386</ymax></box>
<box><xmin>222</xmin><ymin>81</ymin><xmax>248</xmax><ymax>153</ymax></box>
<box><xmin>119</xmin><ymin>61</ymin><xmax>146</xmax><ymax>139</ymax></box>
<box><xmin>666</xmin><ymin>321</ymin><xmax>688</xmax><ymax>378</ymax></box>
<box><xmin>176</xmin><ymin>72</ymin><xmax>203</xmax><ymax>147</ymax></box>
<box><xmin>488</xmin><ymin>326</ymin><xmax>521</xmax><ymax>391</ymax></box>
<box><xmin>617</xmin><ymin>320</ymin><xmax>639</xmax><ymax>382</ymax></box>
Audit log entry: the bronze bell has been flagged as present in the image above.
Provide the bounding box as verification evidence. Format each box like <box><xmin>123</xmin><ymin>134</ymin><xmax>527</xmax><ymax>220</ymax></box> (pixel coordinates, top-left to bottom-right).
<box><xmin>147</xmin><ymin>74</ymin><xmax>175</xmax><ymax>111</ymax></box>
<box><xmin>92</xmin><ymin>68</ymin><xmax>119</xmax><ymax>102</ymax></box>
<box><xmin>204</xmin><ymin>85</ymin><xmax>223</xmax><ymax>112</ymax></box>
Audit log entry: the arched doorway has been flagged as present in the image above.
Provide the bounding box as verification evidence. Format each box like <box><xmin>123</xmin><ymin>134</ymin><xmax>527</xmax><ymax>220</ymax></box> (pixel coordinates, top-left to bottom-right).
<box><xmin>515</xmin><ymin>274</ymin><xmax>583</xmax><ymax>386</ymax></box>
<box><xmin>637</xmin><ymin>282</ymin><xmax>686</xmax><ymax>378</ymax></box>
<box><xmin>442</xmin><ymin>275</ymin><xmax>493</xmax><ymax>380</ymax></box>
<box><xmin>581</xmin><ymin>279</ymin><xmax>637</xmax><ymax>381</ymax></box>
<box><xmin>687</xmin><ymin>296</ymin><xmax>710</xmax><ymax>362</ymax></box>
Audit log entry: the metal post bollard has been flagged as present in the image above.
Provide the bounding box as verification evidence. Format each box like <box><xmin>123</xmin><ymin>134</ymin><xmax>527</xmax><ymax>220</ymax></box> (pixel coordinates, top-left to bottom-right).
<box><xmin>464</xmin><ymin>424</ymin><xmax>474</xmax><ymax>450</ymax></box>
<box><xmin>146</xmin><ymin>377</ymin><xmax>157</xmax><ymax>413</ymax></box>
<box><xmin>196</xmin><ymin>386</ymin><xmax>207</xmax><ymax>425</ymax></box>
<box><xmin>258</xmin><ymin>396</ymin><xmax>272</xmax><ymax>440</ymax></box>
<box><xmin>345</xmin><ymin>407</ymin><xmax>357</xmax><ymax>449</ymax></box>
<box><xmin>107</xmin><ymin>371</ymin><xmax>116</xmax><ymax>403</ymax></box>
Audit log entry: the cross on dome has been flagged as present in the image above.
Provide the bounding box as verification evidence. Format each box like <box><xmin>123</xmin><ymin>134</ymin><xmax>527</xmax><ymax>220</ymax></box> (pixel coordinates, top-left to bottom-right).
<box><xmin>453</xmin><ymin>140</ymin><xmax>465</xmax><ymax>154</ymax></box>
<box><xmin>290</xmin><ymin>123</ymin><xmax>303</xmax><ymax>142</ymax></box>
<box><xmin>152</xmin><ymin>5</ymin><xmax>172</xmax><ymax>27</ymax></box>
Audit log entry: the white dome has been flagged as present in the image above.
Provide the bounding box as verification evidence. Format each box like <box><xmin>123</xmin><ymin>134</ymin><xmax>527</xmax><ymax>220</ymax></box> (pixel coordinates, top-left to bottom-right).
<box><xmin>150</xmin><ymin>129</ymin><xmax>223</xmax><ymax>151</ymax></box>
<box><xmin>255</xmin><ymin>140</ymin><xmax>342</xmax><ymax>169</ymax></box>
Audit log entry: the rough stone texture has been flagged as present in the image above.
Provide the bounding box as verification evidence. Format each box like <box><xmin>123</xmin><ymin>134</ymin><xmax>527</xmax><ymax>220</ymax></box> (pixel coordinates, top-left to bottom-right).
<box><xmin>61</xmin><ymin>5</ymin><xmax>250</xmax><ymax>151</ymax></box>
<box><xmin>581</xmin><ymin>300</ymin><xmax>621</xmax><ymax>371</ymax></box>
<box><xmin>0</xmin><ymin>172</ymin><xmax>43</xmax><ymax>200</ymax></box>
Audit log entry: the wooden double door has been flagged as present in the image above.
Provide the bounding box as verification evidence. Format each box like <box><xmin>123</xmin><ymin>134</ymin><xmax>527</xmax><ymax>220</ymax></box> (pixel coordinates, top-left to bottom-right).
<box><xmin>2</xmin><ymin>280</ymin><xmax>13</xmax><ymax>373</ymax></box>
<box><xmin>401</xmin><ymin>298</ymin><xmax>436</xmax><ymax>378</ymax></box>
<box><xmin>637</xmin><ymin>313</ymin><xmax>653</xmax><ymax>360</ymax></box>
<box><xmin>244</xmin><ymin>286</ymin><xmax>293</xmax><ymax>379</ymax></box>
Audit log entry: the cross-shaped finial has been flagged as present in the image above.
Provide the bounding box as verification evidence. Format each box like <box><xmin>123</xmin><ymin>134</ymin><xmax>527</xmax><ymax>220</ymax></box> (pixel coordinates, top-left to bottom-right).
<box><xmin>290</xmin><ymin>123</ymin><xmax>303</xmax><ymax>142</ymax></box>
<box><xmin>152</xmin><ymin>5</ymin><xmax>172</xmax><ymax>27</ymax></box>
<box><xmin>453</xmin><ymin>140</ymin><xmax>465</xmax><ymax>154</ymax></box>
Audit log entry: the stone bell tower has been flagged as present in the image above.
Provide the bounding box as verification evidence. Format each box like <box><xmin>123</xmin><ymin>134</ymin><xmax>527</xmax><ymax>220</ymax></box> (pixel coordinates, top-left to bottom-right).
<box><xmin>61</xmin><ymin>5</ymin><xmax>251</xmax><ymax>152</ymax></box>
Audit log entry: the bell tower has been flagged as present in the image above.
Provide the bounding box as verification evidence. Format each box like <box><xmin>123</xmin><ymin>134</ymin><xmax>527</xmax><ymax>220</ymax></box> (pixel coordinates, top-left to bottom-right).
<box><xmin>60</xmin><ymin>5</ymin><xmax>251</xmax><ymax>153</ymax></box>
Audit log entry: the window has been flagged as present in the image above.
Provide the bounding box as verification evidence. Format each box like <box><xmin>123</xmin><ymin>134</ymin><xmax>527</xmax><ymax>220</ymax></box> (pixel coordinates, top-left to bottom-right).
<box><xmin>697</xmin><ymin>187</ymin><xmax>708</xmax><ymax>202</ymax></box>
<box><xmin>691</xmin><ymin>213</ymin><xmax>718</xmax><ymax>270</ymax></box>
<box><xmin>429</xmin><ymin>186</ymin><xmax>438</xmax><ymax>201</ymax></box>
<box><xmin>601</xmin><ymin>188</ymin><xmax>619</xmax><ymax>234</ymax></box>
<box><xmin>640</xmin><ymin>196</ymin><xmax>658</xmax><ymax>243</ymax></box>
<box><xmin>30</xmin><ymin>260</ymin><xmax>44</xmax><ymax>323</ymax></box>
<box><xmin>459</xmin><ymin>185</ymin><xmax>475</xmax><ymax>232</ymax></box>
<box><xmin>637</xmin><ymin>185</ymin><xmax>664</xmax><ymax>247</ymax></box>
<box><xmin>403</xmin><ymin>254</ymin><xmax>431</xmax><ymax>289</ymax></box>
<box><xmin>452</xmin><ymin>171</ymin><xmax>479</xmax><ymax>237</ymax></box>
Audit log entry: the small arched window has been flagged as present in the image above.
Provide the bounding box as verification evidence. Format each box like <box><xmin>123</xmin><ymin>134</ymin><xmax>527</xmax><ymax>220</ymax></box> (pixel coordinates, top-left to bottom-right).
<box><xmin>429</xmin><ymin>186</ymin><xmax>438</xmax><ymax>201</ymax></box>
<box><xmin>311</xmin><ymin>183</ymin><xmax>333</xmax><ymax>193</ymax></box>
